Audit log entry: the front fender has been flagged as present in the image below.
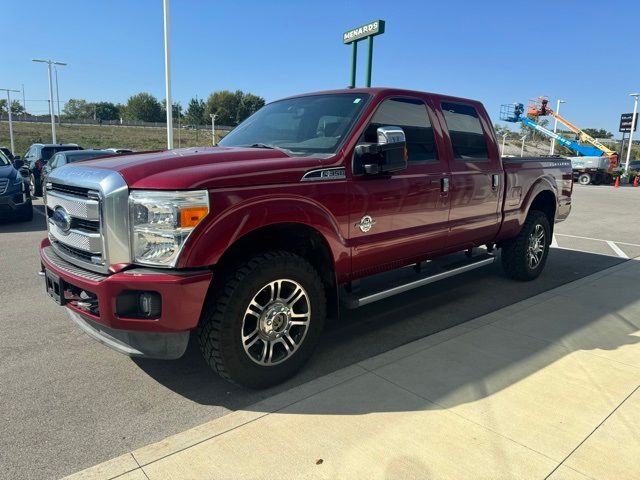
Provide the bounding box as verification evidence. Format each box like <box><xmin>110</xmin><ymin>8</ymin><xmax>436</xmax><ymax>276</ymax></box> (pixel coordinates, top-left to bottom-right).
<box><xmin>178</xmin><ymin>194</ymin><xmax>349</xmax><ymax>277</ymax></box>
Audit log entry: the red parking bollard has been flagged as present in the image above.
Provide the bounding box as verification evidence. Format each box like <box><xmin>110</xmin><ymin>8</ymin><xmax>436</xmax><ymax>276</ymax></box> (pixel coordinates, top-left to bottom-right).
<box><xmin>614</xmin><ymin>176</ymin><xmax>620</xmax><ymax>188</ymax></box>
<box><xmin>634</xmin><ymin>176</ymin><xmax>639</xmax><ymax>187</ymax></box>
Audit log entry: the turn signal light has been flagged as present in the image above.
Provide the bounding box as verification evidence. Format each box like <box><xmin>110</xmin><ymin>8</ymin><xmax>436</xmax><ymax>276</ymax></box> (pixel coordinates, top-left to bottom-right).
<box><xmin>179</xmin><ymin>206</ymin><xmax>208</xmax><ymax>228</ymax></box>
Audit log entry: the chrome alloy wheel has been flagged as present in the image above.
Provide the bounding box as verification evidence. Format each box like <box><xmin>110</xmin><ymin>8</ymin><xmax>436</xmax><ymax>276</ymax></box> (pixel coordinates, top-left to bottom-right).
<box><xmin>527</xmin><ymin>224</ymin><xmax>545</xmax><ymax>269</ymax></box>
<box><xmin>241</xmin><ymin>279</ymin><xmax>311</xmax><ymax>366</ymax></box>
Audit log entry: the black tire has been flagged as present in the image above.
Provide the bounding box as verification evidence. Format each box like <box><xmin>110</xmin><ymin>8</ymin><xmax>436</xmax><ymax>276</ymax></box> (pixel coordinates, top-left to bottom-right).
<box><xmin>198</xmin><ymin>251</ymin><xmax>326</xmax><ymax>388</ymax></box>
<box><xmin>501</xmin><ymin>210</ymin><xmax>551</xmax><ymax>281</ymax></box>
<box><xmin>578</xmin><ymin>173</ymin><xmax>591</xmax><ymax>185</ymax></box>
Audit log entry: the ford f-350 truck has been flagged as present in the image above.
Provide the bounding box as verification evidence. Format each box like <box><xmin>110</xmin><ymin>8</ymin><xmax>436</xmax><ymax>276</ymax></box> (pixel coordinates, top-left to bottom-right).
<box><xmin>40</xmin><ymin>88</ymin><xmax>572</xmax><ymax>388</ymax></box>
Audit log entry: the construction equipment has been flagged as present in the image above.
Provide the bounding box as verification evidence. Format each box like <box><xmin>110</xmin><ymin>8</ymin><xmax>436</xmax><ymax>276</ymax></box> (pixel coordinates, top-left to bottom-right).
<box><xmin>500</xmin><ymin>101</ymin><xmax>617</xmax><ymax>185</ymax></box>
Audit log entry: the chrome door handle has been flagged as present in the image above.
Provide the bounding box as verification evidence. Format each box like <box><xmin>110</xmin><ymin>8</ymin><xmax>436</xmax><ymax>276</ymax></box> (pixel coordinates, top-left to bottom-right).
<box><xmin>441</xmin><ymin>177</ymin><xmax>450</xmax><ymax>193</ymax></box>
<box><xmin>491</xmin><ymin>174</ymin><xmax>500</xmax><ymax>190</ymax></box>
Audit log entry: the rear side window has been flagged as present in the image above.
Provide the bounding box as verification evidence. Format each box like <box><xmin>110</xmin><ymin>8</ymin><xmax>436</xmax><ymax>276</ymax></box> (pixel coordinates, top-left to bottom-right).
<box><xmin>441</xmin><ymin>102</ymin><xmax>489</xmax><ymax>160</ymax></box>
<box><xmin>365</xmin><ymin>98</ymin><xmax>438</xmax><ymax>162</ymax></box>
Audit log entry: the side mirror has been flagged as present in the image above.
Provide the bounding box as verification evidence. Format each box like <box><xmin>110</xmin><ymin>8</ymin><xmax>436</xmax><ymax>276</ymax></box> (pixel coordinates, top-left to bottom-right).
<box><xmin>13</xmin><ymin>159</ymin><xmax>24</xmax><ymax>170</ymax></box>
<box><xmin>355</xmin><ymin>126</ymin><xmax>407</xmax><ymax>175</ymax></box>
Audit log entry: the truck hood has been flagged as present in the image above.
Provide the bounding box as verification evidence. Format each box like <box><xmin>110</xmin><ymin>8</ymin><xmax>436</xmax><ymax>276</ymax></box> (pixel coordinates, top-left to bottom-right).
<box><xmin>75</xmin><ymin>147</ymin><xmax>325</xmax><ymax>190</ymax></box>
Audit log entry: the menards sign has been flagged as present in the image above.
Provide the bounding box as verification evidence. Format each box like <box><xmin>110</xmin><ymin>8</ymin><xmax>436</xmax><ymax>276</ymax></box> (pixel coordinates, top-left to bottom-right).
<box><xmin>343</xmin><ymin>20</ymin><xmax>385</xmax><ymax>44</ymax></box>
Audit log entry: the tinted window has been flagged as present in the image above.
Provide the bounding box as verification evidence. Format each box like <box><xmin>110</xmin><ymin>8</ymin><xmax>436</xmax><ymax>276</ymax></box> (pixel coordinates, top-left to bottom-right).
<box><xmin>441</xmin><ymin>102</ymin><xmax>489</xmax><ymax>160</ymax></box>
<box><xmin>363</xmin><ymin>98</ymin><xmax>438</xmax><ymax>163</ymax></box>
<box><xmin>41</xmin><ymin>146</ymin><xmax>81</xmax><ymax>161</ymax></box>
<box><xmin>0</xmin><ymin>151</ymin><xmax>10</xmax><ymax>166</ymax></box>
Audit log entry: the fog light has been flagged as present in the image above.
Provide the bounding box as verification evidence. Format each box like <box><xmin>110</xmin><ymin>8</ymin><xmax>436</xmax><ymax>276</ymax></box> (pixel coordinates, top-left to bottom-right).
<box><xmin>139</xmin><ymin>292</ymin><xmax>161</xmax><ymax>317</ymax></box>
<box><xmin>116</xmin><ymin>291</ymin><xmax>161</xmax><ymax>319</ymax></box>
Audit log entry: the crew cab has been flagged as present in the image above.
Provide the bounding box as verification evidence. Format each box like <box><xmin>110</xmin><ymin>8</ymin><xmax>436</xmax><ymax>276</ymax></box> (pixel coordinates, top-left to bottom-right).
<box><xmin>39</xmin><ymin>88</ymin><xmax>572</xmax><ymax>388</ymax></box>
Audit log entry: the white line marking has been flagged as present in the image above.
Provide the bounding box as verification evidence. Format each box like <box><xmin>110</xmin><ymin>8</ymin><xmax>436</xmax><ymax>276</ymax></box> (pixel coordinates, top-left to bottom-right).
<box><xmin>606</xmin><ymin>241</ymin><xmax>629</xmax><ymax>259</ymax></box>
<box><xmin>555</xmin><ymin>233</ymin><xmax>640</xmax><ymax>248</ymax></box>
<box><xmin>550</xmin><ymin>234</ymin><xmax>558</xmax><ymax>247</ymax></box>
<box><xmin>550</xmin><ymin>245</ymin><xmax>622</xmax><ymax>259</ymax></box>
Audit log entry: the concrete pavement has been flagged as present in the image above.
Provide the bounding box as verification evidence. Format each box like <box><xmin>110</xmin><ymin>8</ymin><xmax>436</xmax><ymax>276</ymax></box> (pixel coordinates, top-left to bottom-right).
<box><xmin>65</xmin><ymin>258</ymin><xmax>640</xmax><ymax>480</ymax></box>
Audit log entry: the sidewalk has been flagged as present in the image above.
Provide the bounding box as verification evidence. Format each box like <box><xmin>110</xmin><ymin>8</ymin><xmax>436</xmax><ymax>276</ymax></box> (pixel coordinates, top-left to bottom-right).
<box><xmin>65</xmin><ymin>259</ymin><xmax>640</xmax><ymax>480</ymax></box>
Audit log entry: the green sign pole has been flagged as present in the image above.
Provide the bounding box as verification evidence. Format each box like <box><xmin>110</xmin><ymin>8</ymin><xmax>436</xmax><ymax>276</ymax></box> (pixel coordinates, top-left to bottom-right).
<box><xmin>350</xmin><ymin>42</ymin><xmax>358</xmax><ymax>88</ymax></box>
<box><xmin>365</xmin><ymin>35</ymin><xmax>374</xmax><ymax>87</ymax></box>
<box><xmin>343</xmin><ymin>20</ymin><xmax>385</xmax><ymax>88</ymax></box>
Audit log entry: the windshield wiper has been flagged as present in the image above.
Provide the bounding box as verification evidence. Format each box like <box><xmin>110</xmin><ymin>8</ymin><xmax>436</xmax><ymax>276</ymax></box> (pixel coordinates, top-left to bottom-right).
<box><xmin>241</xmin><ymin>143</ymin><xmax>277</xmax><ymax>150</ymax></box>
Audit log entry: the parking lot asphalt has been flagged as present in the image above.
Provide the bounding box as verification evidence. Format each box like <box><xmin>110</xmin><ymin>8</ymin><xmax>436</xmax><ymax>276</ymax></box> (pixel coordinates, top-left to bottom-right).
<box><xmin>0</xmin><ymin>185</ymin><xmax>635</xmax><ymax>480</ymax></box>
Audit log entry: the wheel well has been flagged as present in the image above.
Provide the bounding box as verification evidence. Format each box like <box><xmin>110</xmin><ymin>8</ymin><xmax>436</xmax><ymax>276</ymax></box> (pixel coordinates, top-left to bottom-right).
<box><xmin>214</xmin><ymin>223</ymin><xmax>338</xmax><ymax>318</ymax></box>
<box><xmin>529</xmin><ymin>190</ymin><xmax>556</xmax><ymax>228</ymax></box>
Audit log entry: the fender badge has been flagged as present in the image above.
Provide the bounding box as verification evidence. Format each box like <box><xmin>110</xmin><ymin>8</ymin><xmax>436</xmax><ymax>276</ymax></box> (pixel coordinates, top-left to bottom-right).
<box><xmin>356</xmin><ymin>215</ymin><xmax>376</xmax><ymax>233</ymax></box>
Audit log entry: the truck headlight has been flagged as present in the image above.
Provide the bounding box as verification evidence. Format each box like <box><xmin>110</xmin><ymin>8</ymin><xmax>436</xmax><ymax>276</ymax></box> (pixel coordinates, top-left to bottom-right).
<box><xmin>129</xmin><ymin>190</ymin><xmax>209</xmax><ymax>267</ymax></box>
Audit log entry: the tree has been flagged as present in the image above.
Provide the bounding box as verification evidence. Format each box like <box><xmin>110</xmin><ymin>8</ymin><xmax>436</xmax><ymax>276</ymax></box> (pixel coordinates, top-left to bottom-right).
<box><xmin>236</xmin><ymin>93</ymin><xmax>265</xmax><ymax>123</ymax></box>
<box><xmin>494</xmin><ymin>123</ymin><xmax>512</xmax><ymax>139</ymax></box>
<box><xmin>122</xmin><ymin>92</ymin><xmax>163</xmax><ymax>122</ymax></box>
<box><xmin>160</xmin><ymin>100</ymin><xmax>183</xmax><ymax>120</ymax></box>
<box><xmin>204</xmin><ymin>90</ymin><xmax>265</xmax><ymax>126</ymax></box>
<box><xmin>0</xmin><ymin>99</ymin><xmax>25</xmax><ymax>116</ymax></box>
<box><xmin>93</xmin><ymin>102</ymin><xmax>120</xmax><ymax>121</ymax></box>
<box><xmin>184</xmin><ymin>97</ymin><xmax>205</xmax><ymax>125</ymax></box>
<box><xmin>63</xmin><ymin>98</ymin><xmax>93</xmax><ymax>119</ymax></box>
<box><xmin>582</xmin><ymin>128</ymin><xmax>613</xmax><ymax>139</ymax></box>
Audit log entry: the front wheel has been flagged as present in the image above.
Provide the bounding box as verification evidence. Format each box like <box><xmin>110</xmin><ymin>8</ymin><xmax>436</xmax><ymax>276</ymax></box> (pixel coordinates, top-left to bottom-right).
<box><xmin>198</xmin><ymin>251</ymin><xmax>326</xmax><ymax>388</ymax></box>
<box><xmin>501</xmin><ymin>210</ymin><xmax>551</xmax><ymax>281</ymax></box>
<box><xmin>29</xmin><ymin>174</ymin><xmax>38</xmax><ymax>197</ymax></box>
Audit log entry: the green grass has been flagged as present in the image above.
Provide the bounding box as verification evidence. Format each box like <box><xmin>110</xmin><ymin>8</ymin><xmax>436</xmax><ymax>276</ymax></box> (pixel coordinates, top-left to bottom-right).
<box><xmin>0</xmin><ymin>120</ymin><xmax>226</xmax><ymax>156</ymax></box>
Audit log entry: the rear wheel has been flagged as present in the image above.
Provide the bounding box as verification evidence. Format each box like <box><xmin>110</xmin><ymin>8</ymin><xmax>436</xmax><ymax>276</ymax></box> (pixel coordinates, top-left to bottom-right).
<box><xmin>198</xmin><ymin>251</ymin><xmax>326</xmax><ymax>388</ymax></box>
<box><xmin>578</xmin><ymin>173</ymin><xmax>591</xmax><ymax>185</ymax></box>
<box><xmin>501</xmin><ymin>210</ymin><xmax>551</xmax><ymax>281</ymax></box>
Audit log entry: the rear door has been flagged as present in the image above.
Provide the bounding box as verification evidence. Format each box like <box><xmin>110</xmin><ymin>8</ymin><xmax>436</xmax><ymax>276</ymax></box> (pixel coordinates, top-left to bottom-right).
<box><xmin>350</xmin><ymin>96</ymin><xmax>450</xmax><ymax>277</ymax></box>
<box><xmin>436</xmin><ymin>100</ymin><xmax>502</xmax><ymax>248</ymax></box>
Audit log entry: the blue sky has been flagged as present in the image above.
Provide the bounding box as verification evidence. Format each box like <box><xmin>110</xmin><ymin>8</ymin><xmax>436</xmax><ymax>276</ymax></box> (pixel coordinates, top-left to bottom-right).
<box><xmin>3</xmin><ymin>0</ymin><xmax>639</xmax><ymax>136</ymax></box>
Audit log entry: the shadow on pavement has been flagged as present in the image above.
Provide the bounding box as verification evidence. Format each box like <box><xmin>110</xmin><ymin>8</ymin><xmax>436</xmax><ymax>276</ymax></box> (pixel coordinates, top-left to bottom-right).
<box><xmin>133</xmin><ymin>248</ymin><xmax>627</xmax><ymax>408</ymax></box>
<box><xmin>0</xmin><ymin>205</ymin><xmax>46</xmax><ymax>233</ymax></box>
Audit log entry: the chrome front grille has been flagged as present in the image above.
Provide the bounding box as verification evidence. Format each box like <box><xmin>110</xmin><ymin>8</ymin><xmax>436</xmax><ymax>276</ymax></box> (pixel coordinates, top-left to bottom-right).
<box><xmin>45</xmin><ymin>165</ymin><xmax>131</xmax><ymax>274</ymax></box>
<box><xmin>0</xmin><ymin>178</ymin><xmax>8</xmax><ymax>194</ymax></box>
<box><xmin>42</xmin><ymin>246</ymin><xmax>107</xmax><ymax>282</ymax></box>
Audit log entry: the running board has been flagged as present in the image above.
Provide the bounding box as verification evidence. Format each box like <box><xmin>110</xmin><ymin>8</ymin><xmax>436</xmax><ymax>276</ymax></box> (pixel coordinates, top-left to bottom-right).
<box><xmin>342</xmin><ymin>253</ymin><xmax>496</xmax><ymax>309</ymax></box>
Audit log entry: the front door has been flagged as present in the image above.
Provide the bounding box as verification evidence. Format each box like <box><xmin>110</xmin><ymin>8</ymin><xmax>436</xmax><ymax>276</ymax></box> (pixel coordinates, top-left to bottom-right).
<box><xmin>349</xmin><ymin>97</ymin><xmax>450</xmax><ymax>278</ymax></box>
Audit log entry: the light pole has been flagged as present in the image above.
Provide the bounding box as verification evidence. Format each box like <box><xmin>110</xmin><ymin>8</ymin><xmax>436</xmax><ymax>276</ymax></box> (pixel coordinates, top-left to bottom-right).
<box><xmin>0</xmin><ymin>88</ymin><xmax>20</xmax><ymax>154</ymax></box>
<box><xmin>210</xmin><ymin>113</ymin><xmax>218</xmax><ymax>146</ymax></box>
<box><xmin>32</xmin><ymin>59</ymin><xmax>66</xmax><ymax>143</ymax></box>
<box><xmin>501</xmin><ymin>133</ymin><xmax>508</xmax><ymax>156</ymax></box>
<box><xmin>163</xmin><ymin>0</ymin><xmax>174</xmax><ymax>149</ymax></box>
<box><xmin>624</xmin><ymin>93</ymin><xmax>639</xmax><ymax>176</ymax></box>
<box><xmin>550</xmin><ymin>99</ymin><xmax>565</xmax><ymax>155</ymax></box>
<box><xmin>520</xmin><ymin>135</ymin><xmax>527</xmax><ymax>157</ymax></box>
<box><xmin>55</xmin><ymin>66</ymin><xmax>61</xmax><ymax>125</ymax></box>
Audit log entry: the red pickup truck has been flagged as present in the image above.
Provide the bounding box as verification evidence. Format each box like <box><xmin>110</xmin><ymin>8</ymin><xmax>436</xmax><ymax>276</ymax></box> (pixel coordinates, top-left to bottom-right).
<box><xmin>40</xmin><ymin>88</ymin><xmax>572</xmax><ymax>387</ymax></box>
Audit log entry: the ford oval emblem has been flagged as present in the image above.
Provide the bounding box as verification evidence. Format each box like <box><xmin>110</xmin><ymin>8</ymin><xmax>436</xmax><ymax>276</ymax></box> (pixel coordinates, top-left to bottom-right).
<box><xmin>51</xmin><ymin>206</ymin><xmax>72</xmax><ymax>233</ymax></box>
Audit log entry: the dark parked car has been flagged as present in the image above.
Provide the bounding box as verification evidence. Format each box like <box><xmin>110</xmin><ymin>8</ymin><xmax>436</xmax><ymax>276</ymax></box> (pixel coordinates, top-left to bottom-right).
<box><xmin>19</xmin><ymin>143</ymin><xmax>82</xmax><ymax>197</ymax></box>
<box><xmin>41</xmin><ymin>150</ymin><xmax>111</xmax><ymax>188</ymax></box>
<box><xmin>0</xmin><ymin>150</ymin><xmax>32</xmax><ymax>222</ymax></box>
<box><xmin>0</xmin><ymin>147</ymin><xmax>15</xmax><ymax>162</ymax></box>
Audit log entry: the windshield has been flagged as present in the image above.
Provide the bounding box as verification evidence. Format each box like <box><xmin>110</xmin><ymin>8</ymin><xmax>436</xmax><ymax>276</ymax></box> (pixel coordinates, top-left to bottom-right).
<box><xmin>0</xmin><ymin>151</ymin><xmax>10</xmax><ymax>166</ymax></box>
<box><xmin>68</xmin><ymin>151</ymin><xmax>109</xmax><ymax>163</ymax></box>
<box><xmin>219</xmin><ymin>93</ymin><xmax>370</xmax><ymax>156</ymax></box>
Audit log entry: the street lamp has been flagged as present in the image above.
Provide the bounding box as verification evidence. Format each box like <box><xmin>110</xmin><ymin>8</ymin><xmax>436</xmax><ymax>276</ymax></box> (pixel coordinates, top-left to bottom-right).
<box><xmin>54</xmin><ymin>66</ymin><xmax>61</xmax><ymax>125</ymax></box>
<box><xmin>520</xmin><ymin>135</ymin><xmax>527</xmax><ymax>157</ymax></box>
<box><xmin>163</xmin><ymin>0</ymin><xmax>174</xmax><ymax>149</ymax></box>
<box><xmin>32</xmin><ymin>59</ymin><xmax>67</xmax><ymax>143</ymax></box>
<box><xmin>550</xmin><ymin>99</ymin><xmax>565</xmax><ymax>155</ymax></box>
<box><xmin>624</xmin><ymin>93</ymin><xmax>639</xmax><ymax>176</ymax></box>
<box><xmin>501</xmin><ymin>132</ymin><xmax>508</xmax><ymax>156</ymax></box>
<box><xmin>210</xmin><ymin>113</ymin><xmax>218</xmax><ymax>146</ymax></box>
<box><xmin>0</xmin><ymin>88</ymin><xmax>20</xmax><ymax>154</ymax></box>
